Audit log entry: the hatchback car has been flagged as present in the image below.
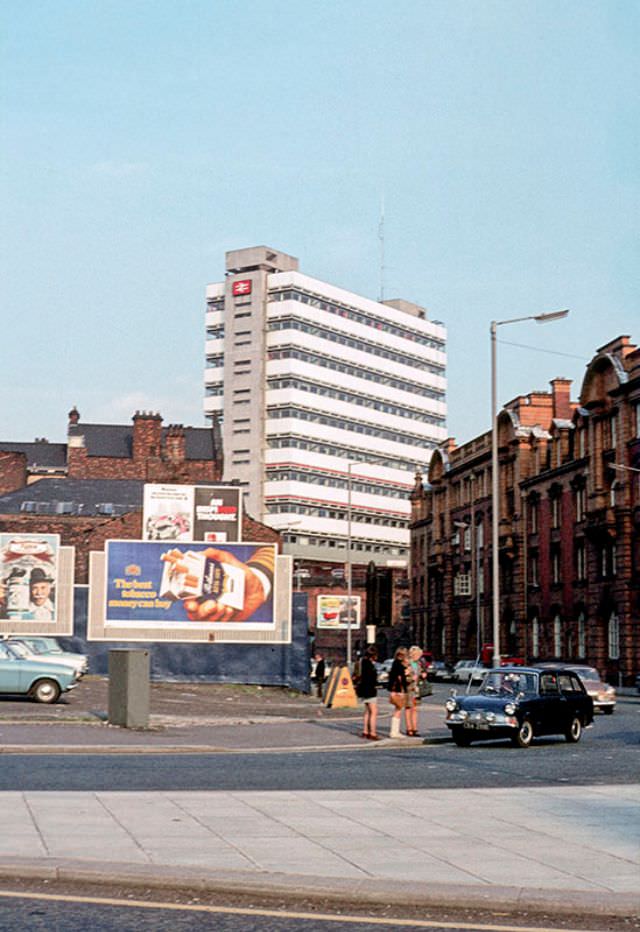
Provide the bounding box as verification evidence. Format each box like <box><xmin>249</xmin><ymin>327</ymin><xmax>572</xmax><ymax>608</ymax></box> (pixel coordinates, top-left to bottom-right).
<box><xmin>7</xmin><ymin>636</ymin><xmax>88</xmax><ymax>676</ymax></box>
<box><xmin>0</xmin><ymin>641</ymin><xmax>79</xmax><ymax>703</ymax></box>
<box><xmin>564</xmin><ymin>666</ymin><xmax>615</xmax><ymax>714</ymax></box>
<box><xmin>445</xmin><ymin>666</ymin><xmax>594</xmax><ymax>747</ymax></box>
<box><xmin>537</xmin><ymin>663</ymin><xmax>615</xmax><ymax>714</ymax></box>
<box><xmin>453</xmin><ymin>660</ymin><xmax>487</xmax><ymax>684</ymax></box>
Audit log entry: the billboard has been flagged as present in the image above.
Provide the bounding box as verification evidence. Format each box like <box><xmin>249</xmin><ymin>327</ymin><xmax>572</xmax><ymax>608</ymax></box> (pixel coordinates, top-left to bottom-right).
<box><xmin>143</xmin><ymin>484</ymin><xmax>242</xmax><ymax>543</ymax></box>
<box><xmin>0</xmin><ymin>534</ymin><xmax>59</xmax><ymax>624</ymax></box>
<box><xmin>104</xmin><ymin>540</ymin><xmax>276</xmax><ymax>631</ymax></box>
<box><xmin>316</xmin><ymin>594</ymin><xmax>361</xmax><ymax>630</ymax></box>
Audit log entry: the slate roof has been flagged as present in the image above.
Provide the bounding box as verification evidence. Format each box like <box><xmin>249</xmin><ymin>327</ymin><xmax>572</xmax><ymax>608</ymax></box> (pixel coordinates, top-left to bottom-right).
<box><xmin>0</xmin><ymin>479</ymin><xmax>144</xmax><ymax>516</ymax></box>
<box><xmin>0</xmin><ymin>441</ymin><xmax>67</xmax><ymax>469</ymax></box>
<box><xmin>67</xmin><ymin>424</ymin><xmax>217</xmax><ymax>460</ymax></box>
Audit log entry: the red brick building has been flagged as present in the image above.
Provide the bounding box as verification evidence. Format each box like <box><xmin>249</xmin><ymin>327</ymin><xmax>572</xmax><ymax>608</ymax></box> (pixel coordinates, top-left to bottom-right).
<box><xmin>410</xmin><ymin>336</ymin><xmax>640</xmax><ymax>686</ymax></box>
<box><xmin>0</xmin><ymin>408</ymin><xmax>278</xmax><ymax>583</ymax></box>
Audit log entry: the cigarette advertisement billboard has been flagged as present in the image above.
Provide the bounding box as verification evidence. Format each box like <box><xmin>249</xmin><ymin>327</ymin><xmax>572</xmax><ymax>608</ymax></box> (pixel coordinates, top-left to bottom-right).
<box><xmin>143</xmin><ymin>484</ymin><xmax>242</xmax><ymax>543</ymax></box>
<box><xmin>0</xmin><ymin>534</ymin><xmax>59</xmax><ymax>623</ymax></box>
<box><xmin>104</xmin><ymin>540</ymin><xmax>276</xmax><ymax>631</ymax></box>
<box><xmin>316</xmin><ymin>594</ymin><xmax>361</xmax><ymax>630</ymax></box>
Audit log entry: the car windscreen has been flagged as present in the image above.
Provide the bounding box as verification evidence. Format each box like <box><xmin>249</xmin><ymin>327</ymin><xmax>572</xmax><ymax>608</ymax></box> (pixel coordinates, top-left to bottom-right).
<box><xmin>481</xmin><ymin>672</ymin><xmax>537</xmax><ymax>695</ymax></box>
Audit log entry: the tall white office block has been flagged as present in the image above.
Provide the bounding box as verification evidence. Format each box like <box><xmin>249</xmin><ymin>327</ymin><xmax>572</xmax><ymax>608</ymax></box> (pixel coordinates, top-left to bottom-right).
<box><xmin>204</xmin><ymin>246</ymin><xmax>446</xmax><ymax>565</ymax></box>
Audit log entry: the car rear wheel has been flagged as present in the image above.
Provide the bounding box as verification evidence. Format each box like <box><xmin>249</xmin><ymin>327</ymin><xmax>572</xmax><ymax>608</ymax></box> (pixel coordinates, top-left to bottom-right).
<box><xmin>512</xmin><ymin>719</ymin><xmax>533</xmax><ymax>748</ymax></box>
<box><xmin>32</xmin><ymin>679</ymin><xmax>61</xmax><ymax>704</ymax></box>
<box><xmin>451</xmin><ymin>728</ymin><xmax>472</xmax><ymax>747</ymax></box>
<box><xmin>565</xmin><ymin>716</ymin><xmax>582</xmax><ymax>743</ymax></box>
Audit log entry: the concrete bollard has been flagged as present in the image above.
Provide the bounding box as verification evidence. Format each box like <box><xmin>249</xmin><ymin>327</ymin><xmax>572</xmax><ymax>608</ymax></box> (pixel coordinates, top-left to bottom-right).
<box><xmin>108</xmin><ymin>649</ymin><xmax>150</xmax><ymax>728</ymax></box>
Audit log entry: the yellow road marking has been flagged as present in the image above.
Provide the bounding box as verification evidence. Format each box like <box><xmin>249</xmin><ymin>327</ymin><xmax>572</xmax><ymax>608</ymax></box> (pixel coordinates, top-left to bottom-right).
<box><xmin>0</xmin><ymin>888</ymin><xmax>608</xmax><ymax>931</ymax></box>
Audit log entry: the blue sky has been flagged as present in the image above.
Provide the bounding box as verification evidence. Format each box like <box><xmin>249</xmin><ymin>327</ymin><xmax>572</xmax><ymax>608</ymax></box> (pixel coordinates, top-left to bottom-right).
<box><xmin>2</xmin><ymin>0</ymin><xmax>638</xmax><ymax>448</ymax></box>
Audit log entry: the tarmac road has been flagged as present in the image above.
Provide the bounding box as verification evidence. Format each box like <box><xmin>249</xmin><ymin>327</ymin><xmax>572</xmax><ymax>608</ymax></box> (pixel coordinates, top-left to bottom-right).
<box><xmin>0</xmin><ymin>681</ymin><xmax>638</xmax><ymax>923</ymax></box>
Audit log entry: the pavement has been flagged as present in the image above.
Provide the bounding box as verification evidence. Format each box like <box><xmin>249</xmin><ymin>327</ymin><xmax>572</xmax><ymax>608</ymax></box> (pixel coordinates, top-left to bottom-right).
<box><xmin>0</xmin><ymin>678</ymin><xmax>639</xmax><ymax>919</ymax></box>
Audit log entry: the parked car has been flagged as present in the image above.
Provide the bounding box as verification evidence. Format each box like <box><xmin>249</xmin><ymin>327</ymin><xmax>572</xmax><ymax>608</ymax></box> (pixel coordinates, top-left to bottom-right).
<box><xmin>537</xmin><ymin>663</ymin><xmax>616</xmax><ymax>714</ymax></box>
<box><xmin>430</xmin><ymin>661</ymin><xmax>455</xmax><ymax>682</ymax></box>
<box><xmin>636</xmin><ymin>673</ymin><xmax>640</xmax><ymax>695</ymax></box>
<box><xmin>4</xmin><ymin>639</ymin><xmax>87</xmax><ymax>679</ymax></box>
<box><xmin>375</xmin><ymin>659</ymin><xmax>394</xmax><ymax>688</ymax></box>
<box><xmin>444</xmin><ymin>666</ymin><xmax>594</xmax><ymax>748</ymax></box>
<box><xmin>0</xmin><ymin>640</ymin><xmax>80</xmax><ymax>703</ymax></box>
<box><xmin>452</xmin><ymin>660</ymin><xmax>487</xmax><ymax>684</ymax></box>
<box><xmin>7</xmin><ymin>636</ymin><xmax>88</xmax><ymax>676</ymax></box>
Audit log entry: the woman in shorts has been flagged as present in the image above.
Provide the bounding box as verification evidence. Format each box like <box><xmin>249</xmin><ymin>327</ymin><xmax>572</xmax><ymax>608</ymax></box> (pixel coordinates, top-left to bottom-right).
<box><xmin>358</xmin><ymin>646</ymin><xmax>380</xmax><ymax>740</ymax></box>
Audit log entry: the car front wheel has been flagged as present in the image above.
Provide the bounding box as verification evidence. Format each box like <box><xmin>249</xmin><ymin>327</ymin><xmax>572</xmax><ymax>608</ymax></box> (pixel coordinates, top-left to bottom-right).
<box><xmin>512</xmin><ymin>719</ymin><xmax>534</xmax><ymax>748</ymax></box>
<box><xmin>32</xmin><ymin>679</ymin><xmax>61</xmax><ymax>704</ymax></box>
<box><xmin>451</xmin><ymin>728</ymin><xmax>472</xmax><ymax>747</ymax></box>
<box><xmin>565</xmin><ymin>716</ymin><xmax>582</xmax><ymax>743</ymax></box>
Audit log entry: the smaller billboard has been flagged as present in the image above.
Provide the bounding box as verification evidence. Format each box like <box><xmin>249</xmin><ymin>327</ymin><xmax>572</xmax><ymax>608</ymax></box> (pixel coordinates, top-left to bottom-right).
<box><xmin>143</xmin><ymin>484</ymin><xmax>242</xmax><ymax>543</ymax></box>
<box><xmin>0</xmin><ymin>534</ymin><xmax>59</xmax><ymax>623</ymax></box>
<box><xmin>316</xmin><ymin>594</ymin><xmax>361</xmax><ymax>630</ymax></box>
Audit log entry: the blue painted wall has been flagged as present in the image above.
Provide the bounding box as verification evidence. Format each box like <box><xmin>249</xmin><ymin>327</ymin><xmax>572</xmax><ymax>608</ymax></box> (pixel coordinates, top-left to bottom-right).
<box><xmin>59</xmin><ymin>588</ymin><xmax>311</xmax><ymax>694</ymax></box>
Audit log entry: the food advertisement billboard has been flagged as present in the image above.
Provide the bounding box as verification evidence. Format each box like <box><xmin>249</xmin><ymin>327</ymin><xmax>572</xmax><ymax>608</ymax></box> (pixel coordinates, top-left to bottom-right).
<box><xmin>104</xmin><ymin>540</ymin><xmax>276</xmax><ymax>631</ymax></box>
<box><xmin>0</xmin><ymin>534</ymin><xmax>59</xmax><ymax>623</ymax></box>
<box><xmin>316</xmin><ymin>594</ymin><xmax>361</xmax><ymax>629</ymax></box>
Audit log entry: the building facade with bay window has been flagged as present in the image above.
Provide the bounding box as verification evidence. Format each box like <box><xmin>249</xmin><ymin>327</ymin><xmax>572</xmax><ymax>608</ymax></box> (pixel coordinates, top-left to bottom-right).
<box><xmin>410</xmin><ymin>335</ymin><xmax>640</xmax><ymax>686</ymax></box>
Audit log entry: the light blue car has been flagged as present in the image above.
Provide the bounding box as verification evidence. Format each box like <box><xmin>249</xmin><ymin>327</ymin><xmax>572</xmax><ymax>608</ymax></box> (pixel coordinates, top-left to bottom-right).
<box><xmin>0</xmin><ymin>641</ymin><xmax>79</xmax><ymax>703</ymax></box>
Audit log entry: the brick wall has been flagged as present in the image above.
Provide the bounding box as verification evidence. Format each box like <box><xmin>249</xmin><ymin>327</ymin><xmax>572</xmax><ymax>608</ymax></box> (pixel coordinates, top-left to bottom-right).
<box><xmin>0</xmin><ymin>510</ymin><xmax>280</xmax><ymax>585</ymax></box>
<box><xmin>0</xmin><ymin>451</ymin><xmax>27</xmax><ymax>495</ymax></box>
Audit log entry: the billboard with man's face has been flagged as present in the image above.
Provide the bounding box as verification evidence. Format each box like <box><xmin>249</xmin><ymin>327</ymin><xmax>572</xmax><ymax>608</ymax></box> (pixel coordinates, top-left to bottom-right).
<box><xmin>0</xmin><ymin>534</ymin><xmax>59</xmax><ymax>623</ymax></box>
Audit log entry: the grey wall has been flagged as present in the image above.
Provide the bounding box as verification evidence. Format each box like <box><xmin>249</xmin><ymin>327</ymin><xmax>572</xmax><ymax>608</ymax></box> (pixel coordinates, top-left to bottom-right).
<box><xmin>61</xmin><ymin>589</ymin><xmax>311</xmax><ymax>693</ymax></box>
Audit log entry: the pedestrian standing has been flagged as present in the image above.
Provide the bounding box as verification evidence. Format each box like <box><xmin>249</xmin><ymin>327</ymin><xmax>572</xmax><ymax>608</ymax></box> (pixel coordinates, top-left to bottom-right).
<box><xmin>387</xmin><ymin>647</ymin><xmax>409</xmax><ymax>738</ymax></box>
<box><xmin>314</xmin><ymin>654</ymin><xmax>326</xmax><ymax>699</ymax></box>
<box><xmin>406</xmin><ymin>645</ymin><xmax>425</xmax><ymax>736</ymax></box>
<box><xmin>358</xmin><ymin>647</ymin><xmax>380</xmax><ymax>740</ymax></box>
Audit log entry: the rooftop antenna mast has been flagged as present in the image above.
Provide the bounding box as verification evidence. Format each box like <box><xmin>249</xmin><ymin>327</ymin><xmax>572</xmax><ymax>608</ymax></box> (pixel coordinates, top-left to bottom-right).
<box><xmin>378</xmin><ymin>194</ymin><xmax>385</xmax><ymax>302</ymax></box>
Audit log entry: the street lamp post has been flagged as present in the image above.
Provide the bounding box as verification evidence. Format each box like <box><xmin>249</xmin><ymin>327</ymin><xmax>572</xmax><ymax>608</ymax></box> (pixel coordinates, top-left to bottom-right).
<box><xmin>490</xmin><ymin>309</ymin><xmax>569</xmax><ymax>668</ymax></box>
<box><xmin>347</xmin><ymin>462</ymin><xmax>353</xmax><ymax>668</ymax></box>
<box><xmin>346</xmin><ymin>460</ymin><xmax>378</xmax><ymax>668</ymax></box>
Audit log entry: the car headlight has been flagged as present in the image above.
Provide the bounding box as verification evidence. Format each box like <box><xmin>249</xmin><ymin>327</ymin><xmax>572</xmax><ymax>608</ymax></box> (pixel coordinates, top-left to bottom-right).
<box><xmin>445</xmin><ymin>699</ymin><xmax>458</xmax><ymax>713</ymax></box>
<box><xmin>459</xmin><ymin>710</ymin><xmax>469</xmax><ymax>720</ymax></box>
<box><xmin>504</xmin><ymin>702</ymin><xmax>516</xmax><ymax>715</ymax></box>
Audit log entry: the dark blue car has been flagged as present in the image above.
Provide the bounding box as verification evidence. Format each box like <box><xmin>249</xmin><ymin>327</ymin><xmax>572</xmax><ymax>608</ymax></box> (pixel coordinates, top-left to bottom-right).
<box><xmin>445</xmin><ymin>666</ymin><xmax>594</xmax><ymax>748</ymax></box>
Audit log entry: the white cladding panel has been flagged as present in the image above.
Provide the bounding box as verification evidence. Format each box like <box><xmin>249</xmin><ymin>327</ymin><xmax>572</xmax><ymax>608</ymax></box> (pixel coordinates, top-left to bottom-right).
<box><xmin>266</xmin><ymin>358</ymin><xmax>446</xmax><ymax>417</ymax></box>
<box><xmin>204</xmin><ymin>368</ymin><xmax>224</xmax><ymax>386</ymax></box>
<box><xmin>205</xmin><ymin>338</ymin><xmax>224</xmax><ymax>355</ymax></box>
<box><xmin>268</xmin><ymin>300</ymin><xmax>445</xmax><ymax>368</ymax></box>
<box><xmin>264</xmin><ymin>447</ymin><xmax>417</xmax><ymax>486</ymax></box>
<box><xmin>265</xmin><ymin>388</ymin><xmax>445</xmax><ymax>442</ymax></box>
<box><xmin>264</xmin><ymin>480</ymin><xmax>410</xmax><ymax>515</ymax></box>
<box><xmin>265</xmin><ymin>417</ymin><xmax>433</xmax><ymax>464</ymax></box>
<box><xmin>267</xmin><ymin>330</ymin><xmax>446</xmax><ymax>393</ymax></box>
<box><xmin>267</xmin><ymin>271</ymin><xmax>446</xmax><ymax>341</ymax></box>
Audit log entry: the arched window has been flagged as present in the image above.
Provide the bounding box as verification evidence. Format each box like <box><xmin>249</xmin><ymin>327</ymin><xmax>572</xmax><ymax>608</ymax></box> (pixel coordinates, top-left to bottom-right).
<box><xmin>608</xmin><ymin>612</ymin><xmax>620</xmax><ymax>660</ymax></box>
<box><xmin>578</xmin><ymin>612</ymin><xmax>586</xmax><ymax>659</ymax></box>
<box><xmin>610</xmin><ymin>480</ymin><xmax>621</xmax><ymax>509</ymax></box>
<box><xmin>553</xmin><ymin>614</ymin><xmax>562</xmax><ymax>657</ymax></box>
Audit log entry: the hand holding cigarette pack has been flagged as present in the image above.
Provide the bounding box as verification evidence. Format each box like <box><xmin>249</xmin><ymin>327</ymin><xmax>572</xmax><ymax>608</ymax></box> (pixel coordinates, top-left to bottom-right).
<box><xmin>160</xmin><ymin>549</ymin><xmax>245</xmax><ymax>611</ymax></box>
